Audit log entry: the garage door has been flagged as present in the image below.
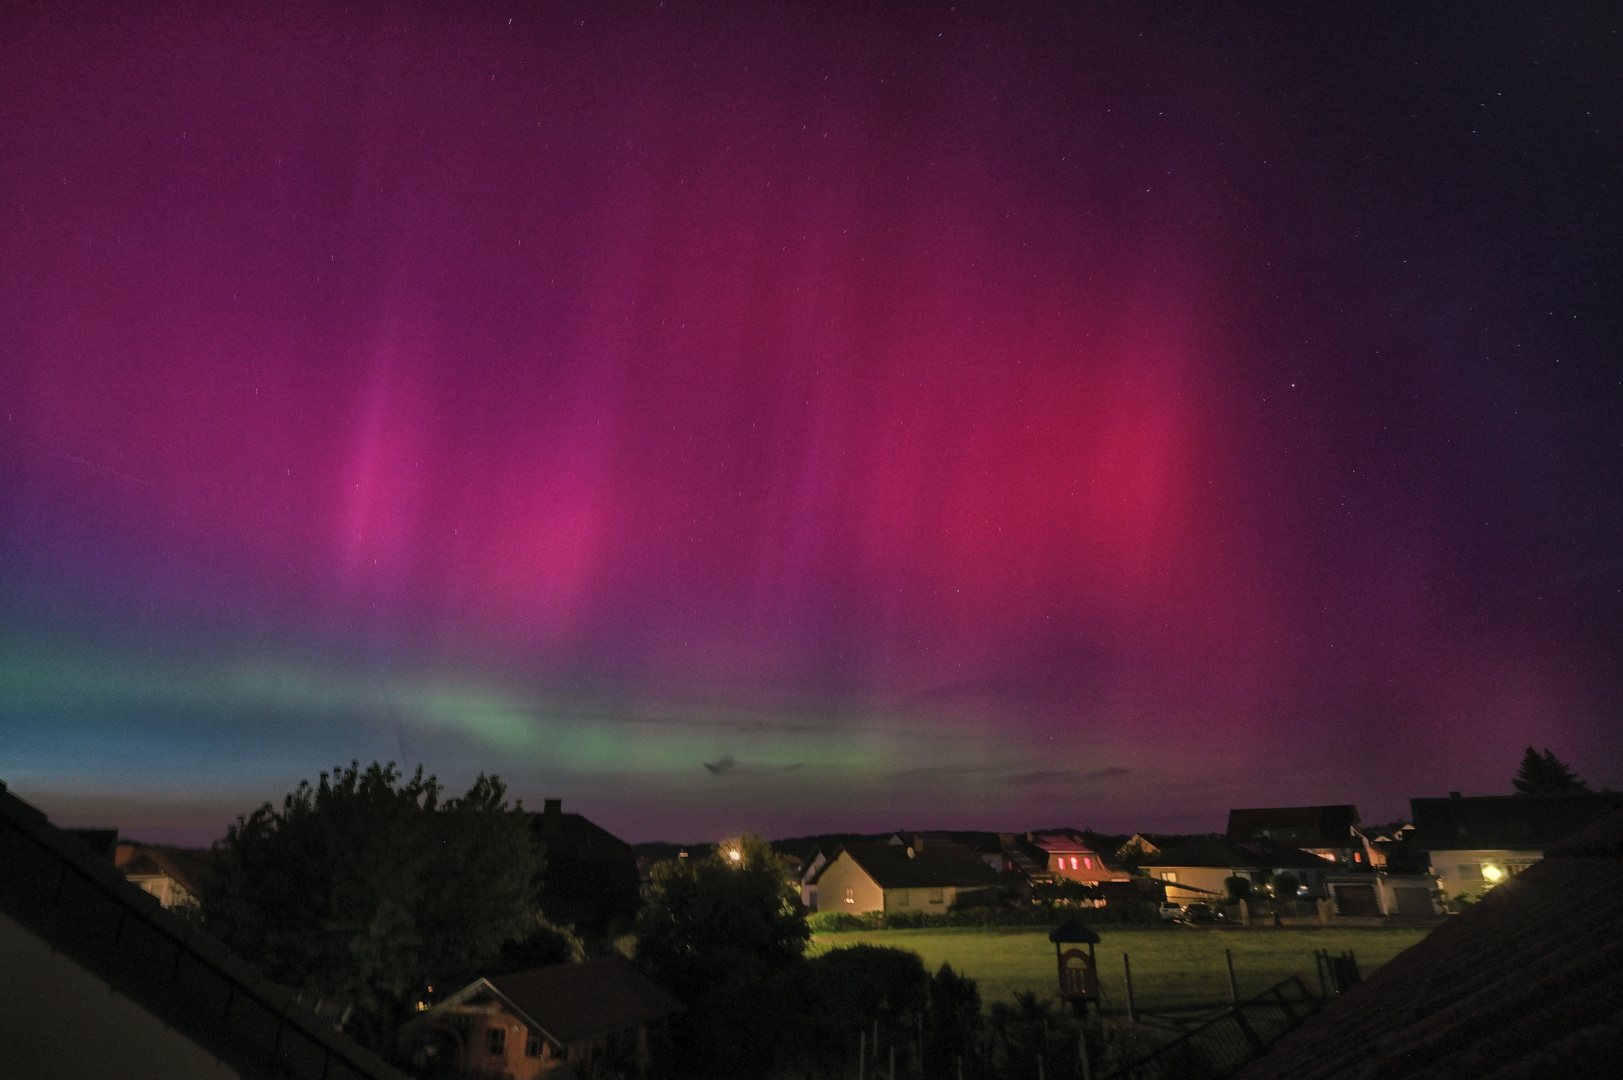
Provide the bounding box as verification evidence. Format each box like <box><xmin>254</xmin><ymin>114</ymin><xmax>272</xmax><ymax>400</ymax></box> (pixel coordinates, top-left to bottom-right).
<box><xmin>1333</xmin><ymin>883</ymin><xmax>1379</xmax><ymax>917</ymax></box>
<box><xmin>1392</xmin><ymin>886</ymin><xmax>1433</xmax><ymax>917</ymax></box>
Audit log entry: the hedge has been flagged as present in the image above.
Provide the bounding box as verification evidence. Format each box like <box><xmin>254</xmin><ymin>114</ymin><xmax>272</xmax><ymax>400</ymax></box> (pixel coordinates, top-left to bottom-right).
<box><xmin>807</xmin><ymin>902</ymin><xmax>1159</xmax><ymax>933</ymax></box>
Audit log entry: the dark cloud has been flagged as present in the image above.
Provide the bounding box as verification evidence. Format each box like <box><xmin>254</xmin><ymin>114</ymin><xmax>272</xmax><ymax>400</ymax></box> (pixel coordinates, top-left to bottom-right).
<box><xmin>1002</xmin><ymin>767</ymin><xmax>1131</xmax><ymax>786</ymax></box>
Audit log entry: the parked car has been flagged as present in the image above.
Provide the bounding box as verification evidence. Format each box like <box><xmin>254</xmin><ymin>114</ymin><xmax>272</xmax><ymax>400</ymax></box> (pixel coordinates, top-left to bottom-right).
<box><xmin>1182</xmin><ymin>903</ymin><xmax>1224</xmax><ymax>924</ymax></box>
<box><xmin>1158</xmin><ymin>902</ymin><xmax>1185</xmax><ymax>922</ymax></box>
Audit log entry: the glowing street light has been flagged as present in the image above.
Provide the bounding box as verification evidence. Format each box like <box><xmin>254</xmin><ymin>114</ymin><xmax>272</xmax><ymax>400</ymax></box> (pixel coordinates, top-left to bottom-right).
<box><xmin>1482</xmin><ymin>864</ymin><xmax>1504</xmax><ymax>882</ymax></box>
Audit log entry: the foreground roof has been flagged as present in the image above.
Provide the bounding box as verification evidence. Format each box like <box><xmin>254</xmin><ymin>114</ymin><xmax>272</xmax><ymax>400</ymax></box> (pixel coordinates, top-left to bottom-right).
<box><xmin>0</xmin><ymin>780</ymin><xmax>409</xmax><ymax>1080</ymax></box>
<box><xmin>1239</xmin><ymin>808</ymin><xmax>1623</xmax><ymax>1080</ymax></box>
<box><xmin>821</xmin><ymin>843</ymin><xmax>1005</xmax><ymax>889</ymax></box>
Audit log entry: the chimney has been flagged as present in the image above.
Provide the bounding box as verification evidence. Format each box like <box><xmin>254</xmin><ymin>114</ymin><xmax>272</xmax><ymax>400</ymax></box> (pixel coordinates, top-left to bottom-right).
<box><xmin>543</xmin><ymin>798</ymin><xmax>562</xmax><ymax>835</ymax></box>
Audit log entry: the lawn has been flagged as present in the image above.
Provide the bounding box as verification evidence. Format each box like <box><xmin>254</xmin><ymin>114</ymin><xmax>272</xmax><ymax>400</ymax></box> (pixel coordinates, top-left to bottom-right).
<box><xmin>809</xmin><ymin>922</ymin><xmax>1437</xmax><ymax>1017</ymax></box>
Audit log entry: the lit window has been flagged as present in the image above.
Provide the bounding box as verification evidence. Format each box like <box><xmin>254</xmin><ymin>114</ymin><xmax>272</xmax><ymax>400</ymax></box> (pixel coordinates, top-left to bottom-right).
<box><xmin>1163</xmin><ymin>871</ymin><xmax>1178</xmax><ymax>883</ymax></box>
<box><xmin>844</xmin><ymin>887</ymin><xmax>855</xmax><ymax>904</ymax></box>
<box><xmin>487</xmin><ymin>1028</ymin><xmax>506</xmax><ymax>1056</ymax></box>
<box><xmin>1083</xmin><ymin>857</ymin><xmax>1093</xmax><ymax>870</ymax></box>
<box><xmin>1354</xmin><ymin>852</ymin><xmax>1362</xmax><ymax>863</ymax></box>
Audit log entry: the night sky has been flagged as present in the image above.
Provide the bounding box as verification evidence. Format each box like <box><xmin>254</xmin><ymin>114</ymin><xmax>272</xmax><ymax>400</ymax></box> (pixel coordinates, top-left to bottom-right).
<box><xmin>3</xmin><ymin>2</ymin><xmax>1619</xmax><ymax>844</ymax></box>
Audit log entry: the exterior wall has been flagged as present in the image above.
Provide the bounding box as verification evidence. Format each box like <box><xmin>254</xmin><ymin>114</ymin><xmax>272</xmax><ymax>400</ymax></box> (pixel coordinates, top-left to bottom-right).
<box><xmin>882</xmin><ymin>885</ymin><xmax>953</xmax><ymax>912</ymax></box>
<box><xmin>444</xmin><ymin>1003</ymin><xmax>560</xmax><ymax>1080</ymax></box>
<box><xmin>1046</xmin><ymin>854</ymin><xmax>1123</xmax><ymax>884</ymax></box>
<box><xmin>128</xmin><ymin>873</ymin><xmax>195</xmax><ymax>909</ymax></box>
<box><xmin>1427</xmin><ymin>848</ymin><xmax>1541</xmax><ymax>901</ymax></box>
<box><xmin>816</xmin><ymin>854</ymin><xmax>886</xmax><ymax>914</ymax></box>
<box><xmin>1146</xmin><ymin>867</ymin><xmax>1236</xmax><ymax>904</ymax></box>
<box><xmin>1377</xmin><ymin>874</ymin><xmax>1443</xmax><ymax>916</ymax></box>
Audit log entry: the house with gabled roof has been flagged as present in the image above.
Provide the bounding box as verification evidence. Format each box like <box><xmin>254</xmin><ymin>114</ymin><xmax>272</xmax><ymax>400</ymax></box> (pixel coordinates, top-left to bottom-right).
<box><xmin>1411</xmin><ymin>790</ymin><xmax>1622</xmax><ymax>902</ymax></box>
<box><xmin>1003</xmin><ymin>831</ymin><xmax>1132</xmax><ymax>885</ymax></box>
<box><xmin>116</xmin><ymin>843</ymin><xmax>214</xmax><ymax>910</ymax></box>
<box><xmin>400</xmin><ymin>955</ymin><xmax>682</xmax><ymax>1078</ymax></box>
<box><xmin>1138</xmin><ymin>835</ymin><xmax>1335</xmax><ymax>906</ymax></box>
<box><xmin>812</xmin><ymin>838</ymin><xmax>1004</xmax><ymax>914</ymax></box>
<box><xmin>1226</xmin><ymin>805</ymin><xmax>1373</xmax><ymax>868</ymax></box>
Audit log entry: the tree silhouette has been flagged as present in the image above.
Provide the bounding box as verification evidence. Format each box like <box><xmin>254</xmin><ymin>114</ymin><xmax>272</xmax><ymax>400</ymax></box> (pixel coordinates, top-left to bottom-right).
<box><xmin>1512</xmin><ymin>746</ymin><xmax>1590</xmax><ymax>794</ymax></box>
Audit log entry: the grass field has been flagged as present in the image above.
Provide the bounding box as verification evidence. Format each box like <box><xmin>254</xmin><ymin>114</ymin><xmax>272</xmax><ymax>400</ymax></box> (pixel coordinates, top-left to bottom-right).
<box><xmin>810</xmin><ymin>923</ymin><xmax>1437</xmax><ymax>1016</ymax></box>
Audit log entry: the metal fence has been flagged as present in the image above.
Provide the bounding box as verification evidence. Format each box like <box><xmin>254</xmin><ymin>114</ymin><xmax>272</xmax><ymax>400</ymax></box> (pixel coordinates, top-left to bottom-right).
<box><xmin>1102</xmin><ymin>975</ymin><xmax>1322</xmax><ymax>1080</ymax></box>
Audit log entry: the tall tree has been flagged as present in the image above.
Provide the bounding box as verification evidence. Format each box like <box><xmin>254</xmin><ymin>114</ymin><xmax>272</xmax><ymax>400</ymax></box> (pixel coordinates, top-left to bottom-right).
<box><xmin>1512</xmin><ymin>746</ymin><xmax>1590</xmax><ymax>794</ymax></box>
<box><xmin>202</xmin><ymin>762</ymin><xmax>545</xmax><ymax>1048</ymax></box>
<box><xmin>634</xmin><ymin>834</ymin><xmax>808</xmax><ymax>1078</ymax></box>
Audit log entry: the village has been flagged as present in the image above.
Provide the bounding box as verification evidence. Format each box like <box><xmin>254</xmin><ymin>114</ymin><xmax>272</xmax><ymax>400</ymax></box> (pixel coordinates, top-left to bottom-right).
<box><xmin>4</xmin><ymin>770</ymin><xmax>1618</xmax><ymax>1080</ymax></box>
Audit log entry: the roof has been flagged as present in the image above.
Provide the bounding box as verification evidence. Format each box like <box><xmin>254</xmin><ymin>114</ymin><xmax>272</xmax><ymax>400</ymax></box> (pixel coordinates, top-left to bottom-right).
<box><xmin>1237</xmin><ymin>808</ymin><xmax>1623</xmax><ymax>1080</ymax></box>
<box><xmin>1410</xmin><ymin>792</ymin><xmax>1623</xmax><ymax>852</ymax></box>
<box><xmin>0</xmin><ymin>779</ymin><xmax>409</xmax><ymax>1080</ymax></box>
<box><xmin>1139</xmin><ymin>835</ymin><xmax>1330</xmax><ymax>872</ymax></box>
<box><xmin>819</xmin><ymin>843</ymin><xmax>1005</xmax><ymax>890</ymax></box>
<box><xmin>415</xmin><ymin>957</ymin><xmax>683</xmax><ymax>1047</ymax></box>
<box><xmin>490</xmin><ymin>957</ymin><xmax>682</xmax><ymax>1043</ymax></box>
<box><xmin>1226</xmin><ymin>806</ymin><xmax>1360</xmax><ymax>847</ymax></box>
<box><xmin>1029</xmin><ymin>833</ymin><xmax>1102</xmax><ymax>856</ymax></box>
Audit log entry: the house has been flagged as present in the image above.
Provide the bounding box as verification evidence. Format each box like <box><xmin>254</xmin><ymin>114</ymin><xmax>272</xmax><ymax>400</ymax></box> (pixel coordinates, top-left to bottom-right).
<box><xmin>1411</xmin><ymin>790</ymin><xmax>1623</xmax><ymax>902</ymax></box>
<box><xmin>0</xmin><ymin>779</ymin><xmax>408</xmax><ymax>1080</ymax></box>
<box><xmin>115</xmin><ymin>843</ymin><xmax>214</xmax><ymax>910</ymax></box>
<box><xmin>798</xmin><ymin>847</ymin><xmax>829</xmax><ymax>911</ymax></box>
<box><xmin>531</xmin><ymin>798</ymin><xmax>643</xmax><ymax>940</ymax></box>
<box><xmin>1004</xmin><ymin>832</ymin><xmax>1133</xmax><ymax>885</ymax></box>
<box><xmin>400</xmin><ymin>956</ymin><xmax>682</xmax><ymax>1078</ymax></box>
<box><xmin>1226</xmin><ymin>805</ymin><xmax>1374</xmax><ymax>868</ymax></box>
<box><xmin>1137</xmin><ymin>835</ymin><xmax>1335</xmax><ymax>905</ymax></box>
<box><xmin>812</xmin><ymin>838</ymin><xmax>1005</xmax><ymax>914</ymax></box>
<box><xmin>1237</xmin><ymin>808</ymin><xmax>1623</xmax><ymax>1080</ymax></box>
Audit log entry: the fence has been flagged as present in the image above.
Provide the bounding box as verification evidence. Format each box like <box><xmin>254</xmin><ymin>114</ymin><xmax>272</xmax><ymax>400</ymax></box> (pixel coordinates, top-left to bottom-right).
<box><xmin>1103</xmin><ymin>975</ymin><xmax>1323</xmax><ymax>1079</ymax></box>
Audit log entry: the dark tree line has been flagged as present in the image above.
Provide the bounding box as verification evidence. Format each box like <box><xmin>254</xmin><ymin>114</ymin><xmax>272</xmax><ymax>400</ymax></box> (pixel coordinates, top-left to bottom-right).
<box><xmin>1512</xmin><ymin>747</ymin><xmax>1590</xmax><ymax>794</ymax></box>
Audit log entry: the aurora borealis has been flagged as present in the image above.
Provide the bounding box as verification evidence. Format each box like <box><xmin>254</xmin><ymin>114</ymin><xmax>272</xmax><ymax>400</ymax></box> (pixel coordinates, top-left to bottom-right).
<box><xmin>3</xmin><ymin>3</ymin><xmax>1619</xmax><ymax>843</ymax></box>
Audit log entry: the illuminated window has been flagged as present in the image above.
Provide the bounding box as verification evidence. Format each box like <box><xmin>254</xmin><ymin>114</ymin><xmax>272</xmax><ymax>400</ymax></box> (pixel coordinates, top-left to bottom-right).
<box><xmin>487</xmin><ymin>1028</ymin><xmax>506</xmax><ymax>1056</ymax></box>
<box><xmin>844</xmin><ymin>887</ymin><xmax>855</xmax><ymax>904</ymax></box>
<box><xmin>1354</xmin><ymin>852</ymin><xmax>1362</xmax><ymax>863</ymax></box>
<box><xmin>1069</xmin><ymin>857</ymin><xmax>1079</xmax><ymax>870</ymax></box>
<box><xmin>896</xmin><ymin>889</ymin><xmax>910</xmax><ymax>906</ymax></box>
<box><xmin>1163</xmin><ymin>871</ymin><xmax>1178</xmax><ymax>883</ymax></box>
<box><xmin>1083</xmin><ymin>857</ymin><xmax>1093</xmax><ymax>870</ymax></box>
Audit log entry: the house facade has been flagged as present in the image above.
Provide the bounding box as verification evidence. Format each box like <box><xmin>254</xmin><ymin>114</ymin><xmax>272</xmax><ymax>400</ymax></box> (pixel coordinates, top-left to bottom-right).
<box><xmin>1412</xmin><ymin>791</ymin><xmax>1623</xmax><ymax>902</ymax></box>
<box><xmin>1138</xmin><ymin>835</ymin><xmax>1336</xmax><ymax>905</ymax></box>
<box><xmin>402</xmin><ymin>957</ymin><xmax>681</xmax><ymax>1079</ymax></box>
<box><xmin>115</xmin><ymin>844</ymin><xmax>213</xmax><ymax>909</ymax></box>
<box><xmin>812</xmin><ymin>840</ymin><xmax>1004</xmax><ymax>914</ymax></box>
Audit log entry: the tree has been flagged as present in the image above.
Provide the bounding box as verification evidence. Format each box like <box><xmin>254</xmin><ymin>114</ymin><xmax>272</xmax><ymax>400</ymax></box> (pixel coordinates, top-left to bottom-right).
<box><xmin>1512</xmin><ymin>746</ymin><xmax>1591</xmax><ymax>794</ymax></box>
<box><xmin>1272</xmin><ymin>872</ymin><xmax>1301</xmax><ymax>900</ymax></box>
<box><xmin>202</xmin><ymin>762</ymin><xmax>545</xmax><ymax>1048</ymax></box>
<box><xmin>1224</xmin><ymin>874</ymin><xmax>1253</xmax><ymax>901</ymax></box>
<box><xmin>634</xmin><ymin>834</ymin><xmax>808</xmax><ymax>1078</ymax></box>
